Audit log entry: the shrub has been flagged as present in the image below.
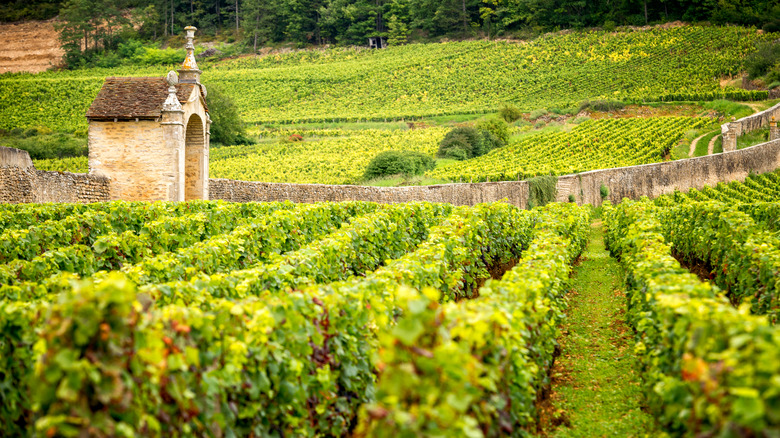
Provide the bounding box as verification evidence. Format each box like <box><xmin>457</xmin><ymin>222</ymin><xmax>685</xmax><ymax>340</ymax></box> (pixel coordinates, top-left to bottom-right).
<box><xmin>568</xmin><ymin>194</ymin><xmax>576</xmax><ymax>203</ymax></box>
<box><xmin>437</xmin><ymin>127</ymin><xmax>482</xmax><ymax>160</ymax></box>
<box><xmin>529</xmin><ymin>109</ymin><xmax>548</xmax><ymax>120</ymax></box>
<box><xmin>476</xmin><ymin>117</ymin><xmax>509</xmax><ymax>147</ymax></box>
<box><xmin>745</xmin><ymin>41</ymin><xmax>780</xmax><ymax>80</ymax></box>
<box><xmin>498</xmin><ymin>104</ymin><xmax>522</xmax><ymax>123</ymax></box>
<box><xmin>580</xmin><ymin>99</ymin><xmax>625</xmax><ymax>112</ymax></box>
<box><xmin>600</xmin><ymin>183</ymin><xmax>609</xmax><ymax>200</ymax></box>
<box><xmin>764</xmin><ymin>20</ymin><xmax>780</xmax><ymax>34</ymax></box>
<box><xmin>364</xmin><ymin>150</ymin><xmax>435</xmax><ymax>179</ymax></box>
<box><xmin>0</xmin><ymin>130</ymin><xmax>87</xmax><ymax>160</ymax></box>
<box><xmin>534</xmin><ymin>120</ymin><xmax>546</xmax><ymax>129</ymax></box>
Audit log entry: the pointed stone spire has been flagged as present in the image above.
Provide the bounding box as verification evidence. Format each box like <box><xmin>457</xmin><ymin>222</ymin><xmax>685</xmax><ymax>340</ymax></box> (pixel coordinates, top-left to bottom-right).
<box><xmin>178</xmin><ymin>26</ymin><xmax>201</xmax><ymax>84</ymax></box>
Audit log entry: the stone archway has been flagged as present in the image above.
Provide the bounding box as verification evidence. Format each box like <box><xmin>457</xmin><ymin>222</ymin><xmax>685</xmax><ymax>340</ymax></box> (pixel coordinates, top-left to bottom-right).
<box><xmin>184</xmin><ymin>113</ymin><xmax>206</xmax><ymax>200</ymax></box>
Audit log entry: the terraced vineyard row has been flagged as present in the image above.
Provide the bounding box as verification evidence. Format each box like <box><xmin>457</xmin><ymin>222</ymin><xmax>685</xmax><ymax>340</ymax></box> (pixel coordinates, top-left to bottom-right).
<box><xmin>0</xmin><ymin>25</ymin><xmax>771</xmax><ymax>132</ymax></box>
<box><xmin>0</xmin><ymin>200</ymin><xmax>590</xmax><ymax>436</ymax></box>
<box><xmin>429</xmin><ymin>116</ymin><xmax>707</xmax><ymax>182</ymax></box>
<box><xmin>604</xmin><ymin>169</ymin><xmax>780</xmax><ymax>435</ymax></box>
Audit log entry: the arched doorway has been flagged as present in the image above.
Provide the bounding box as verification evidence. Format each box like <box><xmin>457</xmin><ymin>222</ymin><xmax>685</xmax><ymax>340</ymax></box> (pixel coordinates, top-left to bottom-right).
<box><xmin>184</xmin><ymin>114</ymin><xmax>206</xmax><ymax>200</ymax></box>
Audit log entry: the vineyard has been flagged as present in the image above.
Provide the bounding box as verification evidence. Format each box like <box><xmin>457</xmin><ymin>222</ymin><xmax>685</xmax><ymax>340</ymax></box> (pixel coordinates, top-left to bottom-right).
<box><xmin>30</xmin><ymin>116</ymin><xmax>714</xmax><ymax>183</ymax></box>
<box><xmin>0</xmin><ymin>25</ymin><xmax>773</xmax><ymax>132</ymax></box>
<box><xmin>210</xmin><ymin>128</ymin><xmax>446</xmax><ymax>184</ymax></box>
<box><xmin>427</xmin><ymin>116</ymin><xmax>708</xmax><ymax>182</ymax></box>
<box><xmin>0</xmin><ymin>199</ymin><xmax>594</xmax><ymax>436</ymax></box>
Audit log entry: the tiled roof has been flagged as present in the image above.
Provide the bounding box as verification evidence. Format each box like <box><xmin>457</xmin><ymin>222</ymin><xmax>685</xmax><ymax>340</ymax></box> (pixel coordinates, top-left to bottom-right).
<box><xmin>86</xmin><ymin>77</ymin><xmax>204</xmax><ymax>120</ymax></box>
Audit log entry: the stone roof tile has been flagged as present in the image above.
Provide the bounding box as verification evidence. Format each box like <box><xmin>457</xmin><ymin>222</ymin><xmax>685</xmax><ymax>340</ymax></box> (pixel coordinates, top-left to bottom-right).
<box><xmin>86</xmin><ymin>77</ymin><xmax>203</xmax><ymax>120</ymax></box>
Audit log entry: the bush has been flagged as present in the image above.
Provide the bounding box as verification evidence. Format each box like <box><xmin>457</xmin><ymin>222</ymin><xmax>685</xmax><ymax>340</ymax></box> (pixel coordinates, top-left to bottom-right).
<box><xmin>529</xmin><ymin>109</ymin><xmax>548</xmax><ymax>120</ymax></box>
<box><xmin>363</xmin><ymin>151</ymin><xmax>436</xmax><ymax>179</ymax></box>
<box><xmin>437</xmin><ymin>121</ymin><xmax>509</xmax><ymax>161</ymax></box>
<box><xmin>0</xmin><ymin>130</ymin><xmax>87</xmax><ymax>160</ymax></box>
<box><xmin>437</xmin><ymin>127</ymin><xmax>482</xmax><ymax>160</ymax></box>
<box><xmin>476</xmin><ymin>117</ymin><xmax>509</xmax><ymax>147</ymax></box>
<box><xmin>498</xmin><ymin>104</ymin><xmax>522</xmax><ymax>123</ymax></box>
<box><xmin>205</xmin><ymin>83</ymin><xmax>253</xmax><ymax>146</ymax></box>
<box><xmin>600</xmin><ymin>183</ymin><xmax>609</xmax><ymax>200</ymax></box>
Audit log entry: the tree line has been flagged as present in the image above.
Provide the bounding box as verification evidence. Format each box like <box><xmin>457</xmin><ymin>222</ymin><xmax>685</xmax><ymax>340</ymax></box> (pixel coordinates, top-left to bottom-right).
<box><xmin>2</xmin><ymin>0</ymin><xmax>779</xmax><ymax>65</ymax></box>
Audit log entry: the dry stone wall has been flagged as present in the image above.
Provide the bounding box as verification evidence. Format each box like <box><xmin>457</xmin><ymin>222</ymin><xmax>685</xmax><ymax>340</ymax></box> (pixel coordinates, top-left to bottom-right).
<box><xmin>209</xmin><ymin>179</ymin><xmax>529</xmax><ymax>207</ymax></box>
<box><xmin>721</xmin><ymin>102</ymin><xmax>780</xmax><ymax>152</ymax></box>
<box><xmin>211</xmin><ymin>138</ymin><xmax>780</xmax><ymax>208</ymax></box>
<box><xmin>1</xmin><ymin>148</ymin><xmax>110</xmax><ymax>204</ymax></box>
<box><xmin>0</xmin><ymin>146</ymin><xmax>34</xmax><ymax>169</ymax></box>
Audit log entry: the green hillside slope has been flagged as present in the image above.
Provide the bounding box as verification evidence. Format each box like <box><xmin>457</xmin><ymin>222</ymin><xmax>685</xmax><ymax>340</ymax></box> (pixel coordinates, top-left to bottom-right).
<box><xmin>0</xmin><ymin>25</ymin><xmax>773</xmax><ymax>133</ymax></box>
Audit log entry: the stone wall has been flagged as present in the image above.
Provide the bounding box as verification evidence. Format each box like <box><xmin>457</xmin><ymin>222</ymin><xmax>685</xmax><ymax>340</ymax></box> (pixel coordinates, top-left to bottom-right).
<box><xmin>210</xmin><ymin>138</ymin><xmax>780</xmax><ymax>208</ymax></box>
<box><xmin>556</xmin><ymin>138</ymin><xmax>780</xmax><ymax>206</ymax></box>
<box><xmin>721</xmin><ymin>102</ymin><xmax>780</xmax><ymax>152</ymax></box>
<box><xmin>0</xmin><ymin>146</ymin><xmax>34</xmax><ymax>168</ymax></box>
<box><xmin>209</xmin><ymin>178</ymin><xmax>529</xmax><ymax>207</ymax></box>
<box><xmin>1</xmin><ymin>146</ymin><xmax>110</xmax><ymax>204</ymax></box>
<box><xmin>0</xmin><ymin>166</ymin><xmax>110</xmax><ymax>204</ymax></box>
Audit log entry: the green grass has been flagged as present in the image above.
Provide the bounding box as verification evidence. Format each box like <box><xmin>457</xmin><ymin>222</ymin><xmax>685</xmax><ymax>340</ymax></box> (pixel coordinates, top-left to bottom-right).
<box><xmin>713</xmin><ymin>136</ymin><xmax>723</xmax><ymax>154</ymax></box>
<box><xmin>737</xmin><ymin>127</ymin><xmax>770</xmax><ymax>149</ymax></box>
<box><xmin>670</xmin><ymin>140</ymin><xmax>690</xmax><ymax>160</ymax></box>
<box><xmin>703</xmin><ymin>99</ymin><xmax>754</xmax><ymax>120</ymax></box>
<box><xmin>694</xmin><ymin>129</ymin><xmax>720</xmax><ymax>156</ymax></box>
<box><xmin>548</xmin><ymin>222</ymin><xmax>658</xmax><ymax>437</ymax></box>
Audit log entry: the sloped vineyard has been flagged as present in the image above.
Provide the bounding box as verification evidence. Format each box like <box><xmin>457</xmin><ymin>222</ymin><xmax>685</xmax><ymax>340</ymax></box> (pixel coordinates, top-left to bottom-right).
<box><xmin>0</xmin><ymin>25</ymin><xmax>771</xmax><ymax>132</ymax></box>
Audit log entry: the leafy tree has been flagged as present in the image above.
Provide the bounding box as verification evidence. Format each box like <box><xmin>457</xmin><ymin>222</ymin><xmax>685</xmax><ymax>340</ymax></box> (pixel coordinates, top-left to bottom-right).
<box><xmin>205</xmin><ymin>83</ymin><xmax>252</xmax><ymax>145</ymax></box>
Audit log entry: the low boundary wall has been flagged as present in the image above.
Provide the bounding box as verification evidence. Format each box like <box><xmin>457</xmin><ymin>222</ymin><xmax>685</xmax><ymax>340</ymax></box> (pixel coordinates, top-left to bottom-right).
<box><xmin>211</xmin><ymin>138</ymin><xmax>780</xmax><ymax>208</ymax></box>
<box><xmin>0</xmin><ymin>165</ymin><xmax>110</xmax><ymax>204</ymax></box>
<box><xmin>209</xmin><ymin>179</ymin><xmax>530</xmax><ymax>207</ymax></box>
<box><xmin>2</xmin><ymin>129</ymin><xmax>779</xmax><ymax>207</ymax></box>
<box><xmin>0</xmin><ymin>146</ymin><xmax>34</xmax><ymax>169</ymax></box>
<box><xmin>721</xmin><ymin>102</ymin><xmax>780</xmax><ymax>152</ymax></box>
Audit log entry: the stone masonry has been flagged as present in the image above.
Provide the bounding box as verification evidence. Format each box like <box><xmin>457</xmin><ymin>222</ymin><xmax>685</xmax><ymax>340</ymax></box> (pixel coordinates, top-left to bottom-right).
<box><xmin>86</xmin><ymin>26</ymin><xmax>210</xmax><ymax>202</ymax></box>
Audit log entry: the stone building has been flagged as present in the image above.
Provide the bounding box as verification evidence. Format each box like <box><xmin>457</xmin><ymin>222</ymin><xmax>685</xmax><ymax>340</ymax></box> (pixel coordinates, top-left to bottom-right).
<box><xmin>86</xmin><ymin>26</ymin><xmax>210</xmax><ymax>201</ymax></box>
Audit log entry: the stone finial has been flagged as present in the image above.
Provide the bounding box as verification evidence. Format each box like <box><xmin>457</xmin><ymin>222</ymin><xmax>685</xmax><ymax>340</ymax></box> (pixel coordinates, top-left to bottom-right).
<box><xmin>179</xmin><ymin>26</ymin><xmax>201</xmax><ymax>83</ymax></box>
<box><xmin>166</xmin><ymin>70</ymin><xmax>178</xmax><ymax>87</ymax></box>
<box><xmin>162</xmin><ymin>70</ymin><xmax>182</xmax><ymax>112</ymax></box>
<box><xmin>182</xmin><ymin>26</ymin><xmax>199</xmax><ymax>71</ymax></box>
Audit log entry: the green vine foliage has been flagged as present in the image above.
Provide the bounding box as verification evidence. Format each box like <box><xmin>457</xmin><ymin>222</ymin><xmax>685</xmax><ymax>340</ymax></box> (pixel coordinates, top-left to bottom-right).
<box><xmin>0</xmin><ymin>200</ymin><xmax>592</xmax><ymax>436</ymax></box>
<box><xmin>604</xmin><ymin>195</ymin><xmax>780</xmax><ymax>435</ymax></box>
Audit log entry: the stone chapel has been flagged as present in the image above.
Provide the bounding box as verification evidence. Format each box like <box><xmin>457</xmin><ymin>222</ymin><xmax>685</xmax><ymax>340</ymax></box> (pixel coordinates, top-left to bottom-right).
<box><xmin>86</xmin><ymin>26</ymin><xmax>210</xmax><ymax>201</ymax></box>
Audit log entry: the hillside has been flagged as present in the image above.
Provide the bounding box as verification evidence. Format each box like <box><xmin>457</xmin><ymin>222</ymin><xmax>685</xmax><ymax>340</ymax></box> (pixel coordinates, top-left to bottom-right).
<box><xmin>0</xmin><ymin>25</ymin><xmax>773</xmax><ymax>133</ymax></box>
<box><xmin>0</xmin><ymin>19</ymin><xmax>62</xmax><ymax>74</ymax></box>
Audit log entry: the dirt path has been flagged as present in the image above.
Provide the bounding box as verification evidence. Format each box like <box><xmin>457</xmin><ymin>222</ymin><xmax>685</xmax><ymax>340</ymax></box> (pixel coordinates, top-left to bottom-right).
<box><xmin>689</xmin><ymin>132</ymin><xmax>708</xmax><ymax>157</ymax></box>
<box><xmin>745</xmin><ymin>102</ymin><xmax>764</xmax><ymax>114</ymax></box>
<box><xmin>543</xmin><ymin>221</ymin><xmax>657</xmax><ymax>437</ymax></box>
